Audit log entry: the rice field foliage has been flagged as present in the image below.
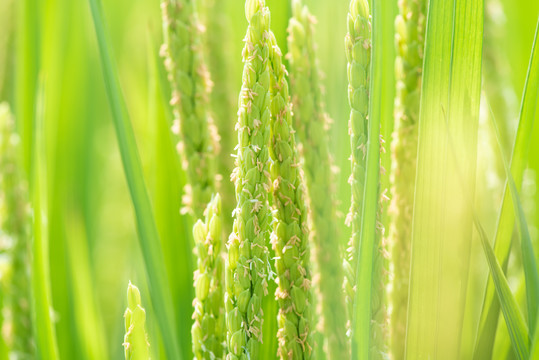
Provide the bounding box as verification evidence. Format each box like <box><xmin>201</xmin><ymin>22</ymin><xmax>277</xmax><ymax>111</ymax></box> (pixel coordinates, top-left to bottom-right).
<box><xmin>0</xmin><ymin>0</ymin><xmax>538</xmax><ymax>359</ymax></box>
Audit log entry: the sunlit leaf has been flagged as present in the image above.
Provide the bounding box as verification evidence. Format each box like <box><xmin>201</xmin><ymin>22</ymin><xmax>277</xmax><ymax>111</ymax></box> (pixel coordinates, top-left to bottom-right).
<box><xmin>474</xmin><ymin>17</ymin><xmax>539</xmax><ymax>358</ymax></box>
<box><xmin>405</xmin><ymin>0</ymin><xmax>483</xmax><ymax>357</ymax></box>
<box><xmin>474</xmin><ymin>218</ymin><xmax>529</xmax><ymax>360</ymax></box>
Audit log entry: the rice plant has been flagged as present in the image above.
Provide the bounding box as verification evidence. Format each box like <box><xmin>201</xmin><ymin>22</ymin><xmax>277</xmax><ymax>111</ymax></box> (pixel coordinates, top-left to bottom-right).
<box><xmin>192</xmin><ymin>194</ymin><xmax>224</xmax><ymax>359</ymax></box>
<box><xmin>0</xmin><ymin>0</ymin><xmax>538</xmax><ymax>359</ymax></box>
<box><xmin>123</xmin><ymin>282</ymin><xmax>151</xmax><ymax>360</ymax></box>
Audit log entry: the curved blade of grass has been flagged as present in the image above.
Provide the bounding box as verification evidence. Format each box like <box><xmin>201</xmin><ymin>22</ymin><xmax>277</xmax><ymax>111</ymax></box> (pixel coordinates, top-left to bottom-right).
<box><xmin>87</xmin><ymin>1</ymin><xmax>181</xmax><ymax>359</ymax></box>
<box><xmin>474</xmin><ymin>17</ymin><xmax>539</xmax><ymax>358</ymax></box>
<box><xmin>473</xmin><ymin>218</ymin><xmax>529</xmax><ymax>360</ymax></box>
<box><xmin>351</xmin><ymin>0</ymin><xmax>383</xmax><ymax>357</ymax></box>
<box><xmin>491</xmin><ymin>110</ymin><xmax>539</xmax><ymax>338</ymax></box>
<box><xmin>492</xmin><ymin>279</ymin><xmax>526</xmax><ymax>359</ymax></box>
<box><xmin>31</xmin><ymin>78</ymin><xmax>60</xmax><ymax>360</ymax></box>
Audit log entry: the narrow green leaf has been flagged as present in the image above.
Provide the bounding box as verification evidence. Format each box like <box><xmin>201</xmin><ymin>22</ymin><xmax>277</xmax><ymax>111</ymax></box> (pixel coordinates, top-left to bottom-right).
<box><xmin>491</xmin><ymin>111</ymin><xmax>539</xmax><ymax>338</ymax></box>
<box><xmin>86</xmin><ymin>1</ymin><xmax>182</xmax><ymax>359</ymax></box>
<box><xmin>473</xmin><ymin>218</ymin><xmax>529</xmax><ymax>360</ymax></box>
<box><xmin>405</xmin><ymin>0</ymin><xmax>483</xmax><ymax>357</ymax></box>
<box><xmin>351</xmin><ymin>0</ymin><xmax>383</xmax><ymax>357</ymax></box>
<box><xmin>474</xmin><ymin>17</ymin><xmax>539</xmax><ymax>358</ymax></box>
<box><xmin>31</xmin><ymin>78</ymin><xmax>59</xmax><ymax>360</ymax></box>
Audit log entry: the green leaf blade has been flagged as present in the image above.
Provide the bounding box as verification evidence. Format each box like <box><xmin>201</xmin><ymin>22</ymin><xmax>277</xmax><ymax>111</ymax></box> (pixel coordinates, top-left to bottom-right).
<box><xmin>475</xmin><ymin>17</ymin><xmax>539</xmax><ymax>358</ymax></box>
<box><xmin>405</xmin><ymin>0</ymin><xmax>483</xmax><ymax>357</ymax></box>
<box><xmin>31</xmin><ymin>79</ymin><xmax>60</xmax><ymax>360</ymax></box>
<box><xmin>474</xmin><ymin>219</ymin><xmax>529</xmax><ymax>360</ymax></box>
<box><xmin>351</xmin><ymin>0</ymin><xmax>390</xmax><ymax>357</ymax></box>
<box><xmin>86</xmin><ymin>1</ymin><xmax>182</xmax><ymax>359</ymax></box>
<box><xmin>490</xmin><ymin>102</ymin><xmax>539</xmax><ymax>342</ymax></box>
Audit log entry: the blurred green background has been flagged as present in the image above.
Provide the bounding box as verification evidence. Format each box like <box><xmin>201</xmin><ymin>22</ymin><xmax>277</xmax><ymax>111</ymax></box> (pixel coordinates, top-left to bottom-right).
<box><xmin>0</xmin><ymin>0</ymin><xmax>538</xmax><ymax>358</ymax></box>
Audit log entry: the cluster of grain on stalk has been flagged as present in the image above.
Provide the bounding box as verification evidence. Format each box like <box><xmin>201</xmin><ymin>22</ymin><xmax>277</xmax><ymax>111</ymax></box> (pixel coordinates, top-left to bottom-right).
<box><xmin>2</xmin><ymin>0</ymin><xmax>538</xmax><ymax>358</ymax></box>
<box><xmin>198</xmin><ymin>0</ymin><xmax>237</xmax><ymax>233</ymax></box>
<box><xmin>224</xmin><ymin>1</ymin><xmax>273</xmax><ymax>358</ymax></box>
<box><xmin>267</xmin><ymin>20</ymin><xmax>314</xmax><ymax>359</ymax></box>
<box><xmin>287</xmin><ymin>1</ymin><xmax>349</xmax><ymax>358</ymax></box>
<box><xmin>191</xmin><ymin>194</ymin><xmax>225</xmax><ymax>359</ymax></box>
<box><xmin>343</xmin><ymin>0</ymin><xmax>371</xmax><ymax>338</ymax></box>
<box><xmin>161</xmin><ymin>0</ymin><xmax>219</xmax><ymax>218</ymax></box>
<box><xmin>123</xmin><ymin>283</ymin><xmax>151</xmax><ymax>360</ymax></box>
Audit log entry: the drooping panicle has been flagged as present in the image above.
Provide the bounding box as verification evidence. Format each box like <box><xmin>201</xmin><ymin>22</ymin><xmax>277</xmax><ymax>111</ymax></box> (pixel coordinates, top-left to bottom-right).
<box><xmin>0</xmin><ymin>103</ymin><xmax>33</xmax><ymax>358</ymax></box>
<box><xmin>267</xmin><ymin>14</ymin><xmax>313</xmax><ymax>359</ymax></box>
<box><xmin>389</xmin><ymin>0</ymin><xmax>426</xmax><ymax>357</ymax></box>
<box><xmin>192</xmin><ymin>194</ymin><xmax>225</xmax><ymax>359</ymax></box>
<box><xmin>123</xmin><ymin>282</ymin><xmax>150</xmax><ymax>360</ymax></box>
<box><xmin>161</xmin><ymin>0</ymin><xmax>219</xmax><ymax>218</ymax></box>
<box><xmin>287</xmin><ymin>1</ymin><xmax>348</xmax><ymax>358</ymax></box>
<box><xmin>225</xmin><ymin>1</ymin><xmax>272</xmax><ymax>358</ymax></box>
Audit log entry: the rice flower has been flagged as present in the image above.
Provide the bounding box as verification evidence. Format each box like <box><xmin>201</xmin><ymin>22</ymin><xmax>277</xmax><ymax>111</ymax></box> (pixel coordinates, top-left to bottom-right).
<box><xmin>343</xmin><ymin>0</ymin><xmax>371</xmax><ymax>338</ymax></box>
<box><xmin>123</xmin><ymin>282</ymin><xmax>150</xmax><ymax>360</ymax></box>
<box><xmin>161</xmin><ymin>0</ymin><xmax>219</xmax><ymax>218</ymax></box>
<box><xmin>198</xmin><ymin>0</ymin><xmax>236</xmax><ymax>233</ymax></box>
<box><xmin>267</xmin><ymin>14</ymin><xmax>314</xmax><ymax>359</ymax></box>
<box><xmin>192</xmin><ymin>194</ymin><xmax>225</xmax><ymax>359</ymax></box>
<box><xmin>287</xmin><ymin>1</ymin><xmax>347</xmax><ymax>358</ymax></box>
<box><xmin>225</xmin><ymin>1</ymin><xmax>272</xmax><ymax>358</ymax></box>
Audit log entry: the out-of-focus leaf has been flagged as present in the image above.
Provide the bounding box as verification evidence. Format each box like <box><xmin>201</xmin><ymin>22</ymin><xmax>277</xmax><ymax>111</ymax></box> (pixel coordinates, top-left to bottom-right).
<box><xmin>474</xmin><ymin>17</ymin><xmax>539</xmax><ymax>358</ymax></box>
<box><xmin>491</xmin><ymin>106</ymin><xmax>539</xmax><ymax>339</ymax></box>
<box><xmin>87</xmin><ymin>0</ymin><xmax>182</xmax><ymax>358</ymax></box>
<box><xmin>31</xmin><ymin>78</ymin><xmax>60</xmax><ymax>360</ymax></box>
